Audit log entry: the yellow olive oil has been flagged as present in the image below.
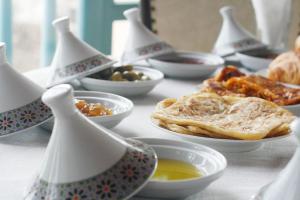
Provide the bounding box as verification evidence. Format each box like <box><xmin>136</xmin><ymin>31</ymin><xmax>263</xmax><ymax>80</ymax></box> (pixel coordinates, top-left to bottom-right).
<box><xmin>152</xmin><ymin>159</ymin><xmax>202</xmax><ymax>181</ymax></box>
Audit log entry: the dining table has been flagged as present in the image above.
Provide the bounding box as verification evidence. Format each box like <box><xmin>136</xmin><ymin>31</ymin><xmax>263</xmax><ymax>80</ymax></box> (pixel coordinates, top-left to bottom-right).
<box><xmin>0</xmin><ymin>66</ymin><xmax>297</xmax><ymax>200</ymax></box>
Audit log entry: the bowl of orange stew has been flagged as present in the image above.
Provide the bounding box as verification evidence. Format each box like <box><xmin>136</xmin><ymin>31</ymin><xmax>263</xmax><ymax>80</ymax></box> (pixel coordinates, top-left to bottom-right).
<box><xmin>40</xmin><ymin>90</ymin><xmax>133</xmax><ymax>131</ymax></box>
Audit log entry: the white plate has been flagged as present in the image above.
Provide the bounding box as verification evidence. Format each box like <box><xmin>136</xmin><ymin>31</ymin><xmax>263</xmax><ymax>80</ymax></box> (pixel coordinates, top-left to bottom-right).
<box><xmin>80</xmin><ymin>66</ymin><xmax>164</xmax><ymax>96</ymax></box>
<box><xmin>40</xmin><ymin>91</ymin><xmax>133</xmax><ymax>131</ymax></box>
<box><xmin>134</xmin><ymin>137</ymin><xmax>226</xmax><ymax>199</ymax></box>
<box><xmin>147</xmin><ymin>51</ymin><xmax>224</xmax><ymax>78</ymax></box>
<box><xmin>151</xmin><ymin>119</ymin><xmax>290</xmax><ymax>153</ymax></box>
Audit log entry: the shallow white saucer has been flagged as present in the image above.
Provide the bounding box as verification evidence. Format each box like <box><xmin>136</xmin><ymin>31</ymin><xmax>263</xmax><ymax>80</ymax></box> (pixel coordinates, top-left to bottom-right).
<box><xmin>40</xmin><ymin>90</ymin><xmax>133</xmax><ymax>131</ymax></box>
<box><xmin>80</xmin><ymin>66</ymin><xmax>164</xmax><ymax>96</ymax></box>
<box><xmin>148</xmin><ymin>51</ymin><xmax>224</xmax><ymax>79</ymax></box>
<box><xmin>151</xmin><ymin>119</ymin><xmax>290</xmax><ymax>153</ymax></box>
<box><xmin>134</xmin><ymin>137</ymin><xmax>226</xmax><ymax>199</ymax></box>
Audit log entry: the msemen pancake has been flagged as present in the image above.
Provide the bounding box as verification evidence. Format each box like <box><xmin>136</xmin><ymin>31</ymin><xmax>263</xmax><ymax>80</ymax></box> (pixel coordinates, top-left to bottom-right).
<box><xmin>152</xmin><ymin>93</ymin><xmax>294</xmax><ymax>140</ymax></box>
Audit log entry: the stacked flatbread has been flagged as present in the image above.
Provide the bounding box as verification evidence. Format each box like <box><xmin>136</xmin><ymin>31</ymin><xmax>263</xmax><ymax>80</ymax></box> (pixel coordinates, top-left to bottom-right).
<box><xmin>152</xmin><ymin>93</ymin><xmax>295</xmax><ymax>140</ymax></box>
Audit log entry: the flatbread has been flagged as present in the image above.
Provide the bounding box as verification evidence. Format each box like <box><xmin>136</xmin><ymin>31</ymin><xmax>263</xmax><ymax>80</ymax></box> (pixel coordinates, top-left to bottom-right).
<box><xmin>152</xmin><ymin>93</ymin><xmax>294</xmax><ymax>140</ymax></box>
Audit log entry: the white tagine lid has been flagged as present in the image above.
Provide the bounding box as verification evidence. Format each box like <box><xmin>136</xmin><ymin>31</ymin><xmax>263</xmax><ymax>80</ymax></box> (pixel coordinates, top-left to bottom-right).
<box><xmin>0</xmin><ymin>43</ymin><xmax>52</xmax><ymax>137</ymax></box>
<box><xmin>213</xmin><ymin>6</ymin><xmax>266</xmax><ymax>57</ymax></box>
<box><xmin>48</xmin><ymin>17</ymin><xmax>116</xmax><ymax>87</ymax></box>
<box><xmin>252</xmin><ymin>118</ymin><xmax>300</xmax><ymax>200</ymax></box>
<box><xmin>121</xmin><ymin>8</ymin><xmax>174</xmax><ymax>64</ymax></box>
<box><xmin>24</xmin><ymin>84</ymin><xmax>157</xmax><ymax>200</ymax></box>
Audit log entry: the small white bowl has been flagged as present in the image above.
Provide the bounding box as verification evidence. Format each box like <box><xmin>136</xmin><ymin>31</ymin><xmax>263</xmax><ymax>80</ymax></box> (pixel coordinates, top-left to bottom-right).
<box><xmin>151</xmin><ymin>120</ymin><xmax>290</xmax><ymax>153</ymax></box>
<box><xmin>148</xmin><ymin>51</ymin><xmax>224</xmax><ymax>79</ymax></box>
<box><xmin>80</xmin><ymin>66</ymin><xmax>164</xmax><ymax>96</ymax></box>
<box><xmin>134</xmin><ymin>137</ymin><xmax>226</xmax><ymax>199</ymax></box>
<box><xmin>40</xmin><ymin>91</ymin><xmax>133</xmax><ymax>131</ymax></box>
<box><xmin>236</xmin><ymin>49</ymin><xmax>281</xmax><ymax>71</ymax></box>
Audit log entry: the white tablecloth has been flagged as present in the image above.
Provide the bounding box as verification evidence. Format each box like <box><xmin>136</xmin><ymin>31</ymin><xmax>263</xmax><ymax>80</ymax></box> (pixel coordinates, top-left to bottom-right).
<box><xmin>0</xmin><ymin>68</ymin><xmax>296</xmax><ymax>200</ymax></box>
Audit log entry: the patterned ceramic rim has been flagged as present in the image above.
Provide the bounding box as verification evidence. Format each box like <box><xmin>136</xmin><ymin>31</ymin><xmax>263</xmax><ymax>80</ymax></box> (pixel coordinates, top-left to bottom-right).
<box><xmin>0</xmin><ymin>97</ymin><xmax>52</xmax><ymax>137</ymax></box>
<box><xmin>122</xmin><ymin>41</ymin><xmax>174</xmax><ymax>64</ymax></box>
<box><xmin>50</xmin><ymin>54</ymin><xmax>115</xmax><ymax>86</ymax></box>
<box><xmin>24</xmin><ymin>139</ymin><xmax>157</xmax><ymax>200</ymax></box>
<box><xmin>214</xmin><ymin>38</ymin><xmax>266</xmax><ymax>56</ymax></box>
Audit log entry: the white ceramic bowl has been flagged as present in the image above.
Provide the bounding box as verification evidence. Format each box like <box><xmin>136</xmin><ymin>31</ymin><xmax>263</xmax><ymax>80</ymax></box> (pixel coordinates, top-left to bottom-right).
<box><xmin>80</xmin><ymin>66</ymin><xmax>164</xmax><ymax>96</ymax></box>
<box><xmin>151</xmin><ymin>120</ymin><xmax>290</xmax><ymax>153</ymax></box>
<box><xmin>134</xmin><ymin>137</ymin><xmax>226</xmax><ymax>199</ymax></box>
<box><xmin>148</xmin><ymin>51</ymin><xmax>224</xmax><ymax>79</ymax></box>
<box><xmin>236</xmin><ymin>49</ymin><xmax>281</xmax><ymax>71</ymax></box>
<box><xmin>40</xmin><ymin>91</ymin><xmax>133</xmax><ymax>131</ymax></box>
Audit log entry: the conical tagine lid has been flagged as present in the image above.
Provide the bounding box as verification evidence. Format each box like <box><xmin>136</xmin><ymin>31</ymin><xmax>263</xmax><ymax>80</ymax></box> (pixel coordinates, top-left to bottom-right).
<box><xmin>121</xmin><ymin>8</ymin><xmax>174</xmax><ymax>64</ymax></box>
<box><xmin>252</xmin><ymin>118</ymin><xmax>300</xmax><ymax>200</ymax></box>
<box><xmin>48</xmin><ymin>17</ymin><xmax>116</xmax><ymax>87</ymax></box>
<box><xmin>0</xmin><ymin>43</ymin><xmax>52</xmax><ymax>137</ymax></box>
<box><xmin>24</xmin><ymin>84</ymin><xmax>157</xmax><ymax>200</ymax></box>
<box><xmin>213</xmin><ymin>6</ymin><xmax>266</xmax><ymax>56</ymax></box>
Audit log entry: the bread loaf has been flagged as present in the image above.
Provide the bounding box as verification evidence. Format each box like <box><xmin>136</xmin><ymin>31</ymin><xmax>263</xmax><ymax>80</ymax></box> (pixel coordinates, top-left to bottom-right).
<box><xmin>268</xmin><ymin>36</ymin><xmax>300</xmax><ymax>84</ymax></box>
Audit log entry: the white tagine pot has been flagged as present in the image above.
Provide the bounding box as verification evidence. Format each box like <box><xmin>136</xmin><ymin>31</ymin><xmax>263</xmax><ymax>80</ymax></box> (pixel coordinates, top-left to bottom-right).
<box><xmin>213</xmin><ymin>6</ymin><xmax>266</xmax><ymax>57</ymax></box>
<box><xmin>0</xmin><ymin>43</ymin><xmax>52</xmax><ymax>137</ymax></box>
<box><xmin>24</xmin><ymin>84</ymin><xmax>157</xmax><ymax>200</ymax></box>
<box><xmin>48</xmin><ymin>16</ymin><xmax>116</xmax><ymax>87</ymax></box>
<box><xmin>121</xmin><ymin>8</ymin><xmax>174</xmax><ymax>64</ymax></box>
<box><xmin>252</xmin><ymin>118</ymin><xmax>300</xmax><ymax>200</ymax></box>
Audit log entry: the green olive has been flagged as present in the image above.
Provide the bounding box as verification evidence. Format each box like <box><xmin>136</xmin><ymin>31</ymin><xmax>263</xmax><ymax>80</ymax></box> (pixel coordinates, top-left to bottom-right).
<box><xmin>123</xmin><ymin>71</ymin><xmax>140</xmax><ymax>81</ymax></box>
<box><xmin>111</xmin><ymin>71</ymin><xmax>123</xmax><ymax>81</ymax></box>
<box><xmin>122</xmin><ymin>65</ymin><xmax>133</xmax><ymax>71</ymax></box>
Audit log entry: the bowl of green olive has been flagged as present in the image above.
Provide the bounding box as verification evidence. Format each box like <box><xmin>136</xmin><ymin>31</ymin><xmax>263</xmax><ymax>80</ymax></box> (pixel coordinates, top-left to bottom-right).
<box><xmin>80</xmin><ymin>65</ymin><xmax>164</xmax><ymax>96</ymax></box>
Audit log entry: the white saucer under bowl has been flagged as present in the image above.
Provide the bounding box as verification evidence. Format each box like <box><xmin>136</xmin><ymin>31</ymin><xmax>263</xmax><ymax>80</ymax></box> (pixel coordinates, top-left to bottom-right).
<box><xmin>40</xmin><ymin>90</ymin><xmax>133</xmax><ymax>131</ymax></box>
<box><xmin>80</xmin><ymin>66</ymin><xmax>164</xmax><ymax>96</ymax></box>
<box><xmin>134</xmin><ymin>137</ymin><xmax>226</xmax><ymax>199</ymax></box>
<box><xmin>151</xmin><ymin>119</ymin><xmax>290</xmax><ymax>153</ymax></box>
<box><xmin>147</xmin><ymin>51</ymin><xmax>224</xmax><ymax>79</ymax></box>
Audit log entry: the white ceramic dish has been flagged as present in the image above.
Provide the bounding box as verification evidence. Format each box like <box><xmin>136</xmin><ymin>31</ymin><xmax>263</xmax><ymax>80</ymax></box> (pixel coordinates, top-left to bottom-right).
<box><xmin>121</xmin><ymin>8</ymin><xmax>174</xmax><ymax>64</ymax></box>
<box><xmin>213</xmin><ymin>6</ymin><xmax>266</xmax><ymax>57</ymax></box>
<box><xmin>26</xmin><ymin>84</ymin><xmax>157</xmax><ymax>200</ymax></box>
<box><xmin>151</xmin><ymin>119</ymin><xmax>290</xmax><ymax>153</ymax></box>
<box><xmin>40</xmin><ymin>90</ymin><xmax>133</xmax><ymax>131</ymax></box>
<box><xmin>134</xmin><ymin>137</ymin><xmax>226</xmax><ymax>199</ymax></box>
<box><xmin>48</xmin><ymin>17</ymin><xmax>115</xmax><ymax>87</ymax></box>
<box><xmin>80</xmin><ymin>66</ymin><xmax>164</xmax><ymax>96</ymax></box>
<box><xmin>0</xmin><ymin>43</ymin><xmax>53</xmax><ymax>137</ymax></box>
<box><xmin>236</xmin><ymin>49</ymin><xmax>281</xmax><ymax>71</ymax></box>
<box><xmin>147</xmin><ymin>51</ymin><xmax>224</xmax><ymax>79</ymax></box>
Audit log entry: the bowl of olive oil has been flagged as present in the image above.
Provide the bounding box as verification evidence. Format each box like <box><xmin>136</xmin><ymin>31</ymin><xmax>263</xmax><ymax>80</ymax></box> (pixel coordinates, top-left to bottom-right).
<box><xmin>135</xmin><ymin>138</ymin><xmax>227</xmax><ymax>199</ymax></box>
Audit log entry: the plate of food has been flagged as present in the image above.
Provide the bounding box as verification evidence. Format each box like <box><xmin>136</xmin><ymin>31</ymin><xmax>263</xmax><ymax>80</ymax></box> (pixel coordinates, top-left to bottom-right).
<box><xmin>151</xmin><ymin>91</ymin><xmax>295</xmax><ymax>153</ymax></box>
<box><xmin>80</xmin><ymin>65</ymin><xmax>164</xmax><ymax>96</ymax></box>
<box><xmin>147</xmin><ymin>51</ymin><xmax>224</xmax><ymax>78</ymax></box>
<box><xmin>200</xmin><ymin>66</ymin><xmax>300</xmax><ymax>116</ymax></box>
<box><xmin>40</xmin><ymin>90</ymin><xmax>133</xmax><ymax>131</ymax></box>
